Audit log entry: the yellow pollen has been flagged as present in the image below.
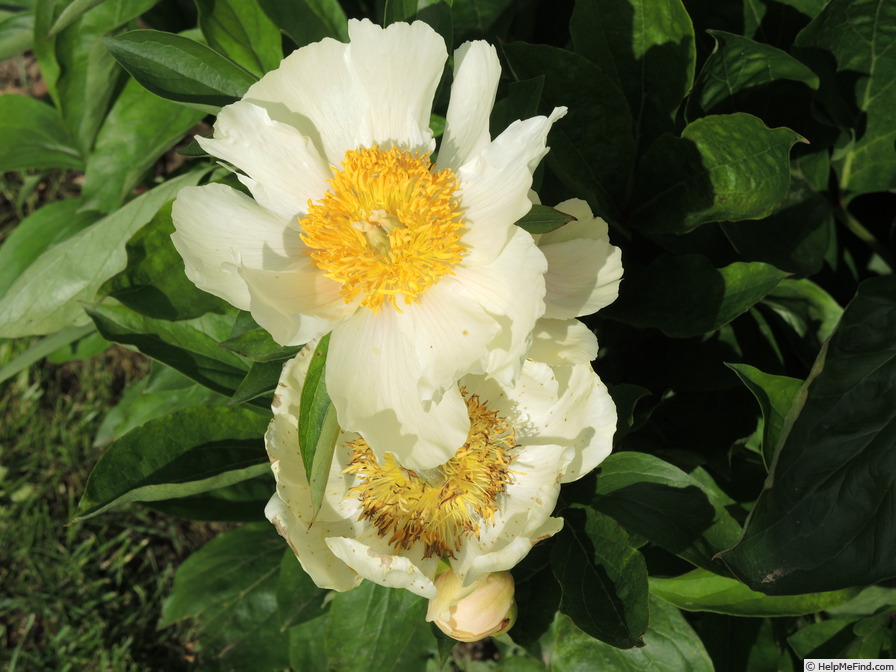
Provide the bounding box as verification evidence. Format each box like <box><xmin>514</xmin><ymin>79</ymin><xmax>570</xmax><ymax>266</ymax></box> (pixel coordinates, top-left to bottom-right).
<box><xmin>343</xmin><ymin>391</ymin><xmax>517</xmax><ymax>559</ymax></box>
<box><xmin>300</xmin><ymin>145</ymin><xmax>466</xmax><ymax>312</ymax></box>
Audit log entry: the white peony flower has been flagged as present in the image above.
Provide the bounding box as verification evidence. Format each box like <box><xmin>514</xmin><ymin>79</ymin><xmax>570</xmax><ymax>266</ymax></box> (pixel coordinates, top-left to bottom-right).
<box><xmin>264</xmin><ymin>337</ymin><xmax>616</xmax><ymax>600</ymax></box>
<box><xmin>171</xmin><ymin>19</ymin><xmax>565</xmax><ymax>469</ymax></box>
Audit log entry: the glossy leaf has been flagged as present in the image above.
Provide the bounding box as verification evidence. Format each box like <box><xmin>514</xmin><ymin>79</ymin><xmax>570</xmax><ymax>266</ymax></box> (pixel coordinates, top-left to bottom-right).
<box><xmin>726</xmin><ymin>363</ymin><xmax>802</xmax><ymax>469</ymax></box>
<box><xmin>0</xmin><ymin>169</ymin><xmax>207</xmax><ymax>338</ymax></box>
<box><xmin>720</xmin><ymin>276</ymin><xmax>896</xmax><ymax>593</ymax></box>
<box><xmin>570</xmin><ymin>0</ymin><xmax>696</xmax><ymax>149</ymax></box>
<box><xmin>551</xmin><ymin>506</ymin><xmax>649</xmax><ymax>649</ymax></box>
<box><xmin>87</xmin><ymin>303</ymin><xmax>249</xmax><ymax>395</ymax></box>
<box><xmin>80</xmin><ymin>77</ymin><xmax>205</xmax><ymax>212</ymax></box>
<box><xmin>794</xmin><ymin>0</ymin><xmax>896</xmax><ymax>195</ymax></box>
<box><xmin>650</xmin><ymin>569</ymin><xmax>857</xmax><ymax>616</ymax></box>
<box><xmin>325</xmin><ymin>581</ymin><xmax>433</xmax><ymax>672</ymax></box>
<box><xmin>0</xmin><ymin>94</ymin><xmax>83</xmax><ymax>172</ymax></box>
<box><xmin>550</xmin><ymin>598</ymin><xmax>713</xmax><ymax>672</ymax></box>
<box><xmin>603</xmin><ymin>254</ymin><xmax>788</xmax><ymax>338</ymax></box>
<box><xmin>503</xmin><ymin>42</ymin><xmax>634</xmax><ymax>218</ymax></box>
<box><xmin>103</xmin><ymin>29</ymin><xmax>257</xmax><ymax>107</ymax></box>
<box><xmin>592</xmin><ymin>452</ymin><xmax>743</xmax><ymax>572</ymax></box>
<box><xmin>160</xmin><ymin>524</ymin><xmax>289</xmax><ymax>671</ymax></box>
<box><xmin>196</xmin><ymin>0</ymin><xmax>282</xmax><ymax>77</ymax></box>
<box><xmin>631</xmin><ymin>114</ymin><xmax>802</xmax><ymax>234</ymax></box>
<box><xmin>75</xmin><ymin>406</ymin><xmax>269</xmax><ymax>521</ymax></box>
<box><xmin>514</xmin><ymin>204</ymin><xmax>574</xmax><ymax>235</ymax></box>
<box><xmin>257</xmin><ymin>0</ymin><xmax>348</xmax><ymax>46</ymax></box>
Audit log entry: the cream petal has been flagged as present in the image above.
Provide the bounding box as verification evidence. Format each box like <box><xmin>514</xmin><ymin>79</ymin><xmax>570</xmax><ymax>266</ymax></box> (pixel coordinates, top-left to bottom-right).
<box><xmin>456</xmin><ymin>107</ymin><xmax>566</xmax><ymax>265</ymax></box>
<box><xmin>325</xmin><ymin>537</ymin><xmax>438</xmax><ymax>599</ymax></box>
<box><xmin>171</xmin><ymin>184</ymin><xmax>301</xmax><ymax>310</ymax></box>
<box><xmin>345</xmin><ymin>19</ymin><xmax>446</xmax><ymax>151</ymax></box>
<box><xmin>327</xmin><ymin>308</ymin><xmax>470</xmax><ymax>470</ymax></box>
<box><xmin>197</xmin><ymin>102</ymin><xmax>330</xmax><ymax>222</ymax></box>
<box><xmin>528</xmin><ymin>318</ymin><xmax>598</xmax><ymax>366</ymax></box>
<box><xmin>454</xmin><ymin>226</ymin><xmax>547</xmax><ymax>386</ymax></box>
<box><xmin>437</xmin><ymin>40</ymin><xmax>500</xmax><ymax>172</ymax></box>
<box><xmin>240</xmin><ymin>263</ymin><xmax>350</xmax><ymax>346</ymax></box>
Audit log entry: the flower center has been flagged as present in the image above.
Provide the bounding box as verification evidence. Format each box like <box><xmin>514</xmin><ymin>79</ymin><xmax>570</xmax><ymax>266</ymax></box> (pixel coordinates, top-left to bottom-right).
<box><xmin>344</xmin><ymin>391</ymin><xmax>517</xmax><ymax>559</ymax></box>
<box><xmin>300</xmin><ymin>146</ymin><xmax>466</xmax><ymax>312</ymax></box>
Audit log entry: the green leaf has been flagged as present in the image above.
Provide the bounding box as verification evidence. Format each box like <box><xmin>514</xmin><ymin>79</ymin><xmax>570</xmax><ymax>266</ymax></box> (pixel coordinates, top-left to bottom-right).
<box><xmin>726</xmin><ymin>363</ymin><xmax>802</xmax><ymax>469</ymax></box>
<box><xmin>289</xmin><ymin>614</ymin><xmax>330</xmax><ymax>672</ymax></box>
<box><xmin>502</xmin><ymin>42</ymin><xmax>634</xmax><ymax>218</ymax></box>
<box><xmin>80</xmin><ymin>77</ymin><xmax>206</xmax><ymax>212</ymax></box>
<box><xmin>761</xmin><ymin>278</ymin><xmax>844</xmax><ymax>364</ymax></box>
<box><xmin>603</xmin><ymin>254</ymin><xmax>788</xmax><ymax>338</ymax></box>
<box><xmin>794</xmin><ymin>0</ymin><xmax>896</xmax><ymax>195</ymax></box>
<box><xmin>0</xmin><ymin>198</ymin><xmax>99</xmax><ymax>299</ymax></box>
<box><xmin>650</xmin><ymin>569</ymin><xmax>857</xmax><ymax>616</ymax></box>
<box><xmin>196</xmin><ymin>0</ymin><xmax>282</xmax><ymax>78</ymax></box>
<box><xmin>551</xmin><ymin>507</ymin><xmax>649</xmax><ymax>649</ymax></box>
<box><xmin>231</xmin><ymin>359</ymin><xmax>284</xmax><ymax>405</ymax></box>
<box><xmin>0</xmin><ymin>324</ymin><xmax>95</xmax><ymax>386</ymax></box>
<box><xmin>47</xmin><ymin>0</ymin><xmax>106</xmax><ymax>36</ymax></box>
<box><xmin>219</xmin><ymin>327</ymin><xmax>302</xmax><ymax>362</ymax></box>
<box><xmin>103</xmin><ymin>29</ymin><xmax>257</xmax><ymax>107</ymax></box>
<box><xmin>0</xmin><ymin>11</ymin><xmax>35</xmax><ymax>60</ymax></box>
<box><xmin>160</xmin><ymin>523</ymin><xmax>289</xmax><ymax>671</ymax></box>
<box><xmin>257</xmin><ymin>0</ymin><xmax>348</xmax><ymax>47</ymax></box>
<box><xmin>570</xmin><ymin>0</ymin><xmax>696</xmax><ymax>150</ymax></box>
<box><xmin>102</xmin><ymin>201</ymin><xmax>232</xmax><ymax>320</ymax></box>
<box><xmin>0</xmin><ymin>94</ymin><xmax>83</xmax><ymax>171</ymax></box>
<box><xmin>277</xmin><ymin>551</ymin><xmax>328</xmax><ymax>630</ymax></box>
<box><xmin>720</xmin><ymin>276</ymin><xmax>896</xmax><ymax>593</ymax></box>
<box><xmin>0</xmin><ymin>168</ymin><xmax>207</xmax><ymax>338</ymax></box>
<box><xmin>550</xmin><ymin>597</ymin><xmax>713</xmax><ymax>672</ymax></box>
<box><xmin>451</xmin><ymin>0</ymin><xmax>514</xmax><ymax>41</ymax></box>
<box><xmin>514</xmin><ymin>204</ymin><xmax>574</xmax><ymax>235</ymax></box>
<box><xmin>75</xmin><ymin>406</ymin><xmax>269</xmax><ymax>521</ymax></box>
<box><xmin>87</xmin><ymin>303</ymin><xmax>250</xmax><ymax>395</ymax></box>
<box><xmin>592</xmin><ymin>452</ymin><xmax>743</xmax><ymax>572</ymax></box>
<box><xmin>631</xmin><ymin>114</ymin><xmax>803</xmax><ymax>234</ymax></box>
<box><xmin>149</xmin><ymin>473</ymin><xmax>274</xmax><ymax>522</ymax></box>
<box><xmin>325</xmin><ymin>581</ymin><xmax>433</xmax><ymax>672</ymax></box>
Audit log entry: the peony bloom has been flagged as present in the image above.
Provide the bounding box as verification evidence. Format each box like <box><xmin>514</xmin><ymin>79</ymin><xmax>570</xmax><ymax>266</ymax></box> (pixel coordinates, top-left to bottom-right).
<box><xmin>264</xmin><ymin>337</ymin><xmax>616</xmax><ymax>601</ymax></box>
<box><xmin>171</xmin><ymin>19</ymin><xmax>565</xmax><ymax>469</ymax></box>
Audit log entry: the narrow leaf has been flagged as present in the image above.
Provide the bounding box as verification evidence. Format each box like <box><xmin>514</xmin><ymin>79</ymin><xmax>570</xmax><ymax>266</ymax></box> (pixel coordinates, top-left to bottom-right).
<box><xmin>514</xmin><ymin>204</ymin><xmax>574</xmax><ymax>235</ymax></box>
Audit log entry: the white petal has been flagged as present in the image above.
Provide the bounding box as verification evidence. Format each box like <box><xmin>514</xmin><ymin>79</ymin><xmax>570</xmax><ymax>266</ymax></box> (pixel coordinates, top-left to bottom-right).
<box><xmin>326</xmin><ymin>537</ymin><xmax>438</xmax><ymax>599</ymax></box>
<box><xmin>528</xmin><ymin>318</ymin><xmax>598</xmax><ymax>366</ymax></box>
<box><xmin>198</xmin><ymin>101</ymin><xmax>330</xmax><ymax>221</ymax></box>
<box><xmin>454</xmin><ymin>226</ymin><xmax>547</xmax><ymax>385</ymax></box>
<box><xmin>345</xmin><ymin>19</ymin><xmax>446</xmax><ymax>151</ymax></box>
<box><xmin>240</xmin><ymin>263</ymin><xmax>352</xmax><ymax>346</ymax></box>
<box><xmin>456</xmin><ymin>107</ymin><xmax>566</xmax><ymax>265</ymax></box>
<box><xmin>326</xmin><ymin>308</ymin><xmax>470</xmax><ymax>470</ymax></box>
<box><xmin>437</xmin><ymin>40</ymin><xmax>500</xmax><ymax>171</ymax></box>
<box><xmin>171</xmin><ymin>184</ymin><xmax>300</xmax><ymax>310</ymax></box>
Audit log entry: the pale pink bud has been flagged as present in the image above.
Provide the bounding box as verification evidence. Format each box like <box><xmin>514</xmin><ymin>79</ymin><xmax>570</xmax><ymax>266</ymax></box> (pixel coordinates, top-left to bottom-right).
<box><xmin>426</xmin><ymin>571</ymin><xmax>517</xmax><ymax>642</ymax></box>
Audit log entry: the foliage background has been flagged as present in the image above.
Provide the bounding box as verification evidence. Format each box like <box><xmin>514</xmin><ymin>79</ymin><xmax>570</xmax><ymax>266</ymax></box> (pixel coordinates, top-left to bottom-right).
<box><xmin>1</xmin><ymin>0</ymin><xmax>894</xmax><ymax>669</ymax></box>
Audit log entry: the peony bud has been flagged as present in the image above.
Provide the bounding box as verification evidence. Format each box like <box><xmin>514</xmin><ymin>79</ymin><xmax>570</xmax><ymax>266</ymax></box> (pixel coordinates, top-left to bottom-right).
<box><xmin>426</xmin><ymin>570</ymin><xmax>517</xmax><ymax>642</ymax></box>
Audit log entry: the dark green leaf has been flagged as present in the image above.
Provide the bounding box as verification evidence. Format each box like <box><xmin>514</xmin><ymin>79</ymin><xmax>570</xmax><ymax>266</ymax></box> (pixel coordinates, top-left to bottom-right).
<box><xmin>570</xmin><ymin>0</ymin><xmax>695</xmax><ymax>150</ymax></box>
<box><xmin>0</xmin><ymin>198</ymin><xmax>99</xmax><ymax>299</ymax></box>
<box><xmin>102</xmin><ymin>201</ymin><xmax>232</xmax><ymax>320</ymax></box>
<box><xmin>257</xmin><ymin>0</ymin><xmax>348</xmax><ymax>47</ymax></box>
<box><xmin>48</xmin><ymin>0</ymin><xmax>106</xmax><ymax>36</ymax></box>
<box><xmin>325</xmin><ymin>581</ymin><xmax>432</xmax><ymax>672</ymax></box>
<box><xmin>0</xmin><ymin>94</ymin><xmax>83</xmax><ymax>171</ymax></box>
<box><xmin>760</xmin><ymin>278</ymin><xmax>843</xmax><ymax>367</ymax></box>
<box><xmin>277</xmin><ymin>550</ymin><xmax>328</xmax><ymax>630</ymax></box>
<box><xmin>726</xmin><ymin>363</ymin><xmax>802</xmax><ymax>469</ymax></box>
<box><xmin>160</xmin><ymin>523</ymin><xmax>289</xmax><ymax>671</ymax></box>
<box><xmin>551</xmin><ymin>507</ymin><xmax>648</xmax><ymax>649</ymax></box>
<box><xmin>75</xmin><ymin>405</ymin><xmax>269</xmax><ymax>521</ymax></box>
<box><xmin>720</xmin><ymin>276</ymin><xmax>896</xmax><ymax>593</ymax></box>
<box><xmin>511</xmin><ymin>566</ymin><xmax>562</xmax><ymax>652</ymax></box>
<box><xmin>631</xmin><ymin>114</ymin><xmax>802</xmax><ymax>234</ymax></box>
<box><xmin>103</xmin><ymin>29</ymin><xmax>257</xmax><ymax>107</ymax></box>
<box><xmin>219</xmin><ymin>327</ymin><xmax>302</xmax><ymax>362</ymax></box>
<box><xmin>149</xmin><ymin>473</ymin><xmax>274</xmax><ymax>522</ymax></box>
<box><xmin>603</xmin><ymin>254</ymin><xmax>788</xmax><ymax>338</ymax></box>
<box><xmin>88</xmin><ymin>303</ymin><xmax>249</xmax><ymax>395</ymax></box>
<box><xmin>451</xmin><ymin>0</ymin><xmax>515</xmax><ymax>41</ymax></box>
<box><xmin>231</xmin><ymin>359</ymin><xmax>284</xmax><ymax>405</ymax></box>
<box><xmin>502</xmin><ymin>42</ymin><xmax>634</xmax><ymax>218</ymax></box>
<box><xmin>289</xmin><ymin>614</ymin><xmax>330</xmax><ymax>671</ymax></box>
<box><xmin>592</xmin><ymin>452</ymin><xmax>743</xmax><ymax>572</ymax></box>
<box><xmin>794</xmin><ymin>0</ymin><xmax>896</xmax><ymax>195</ymax></box>
<box><xmin>650</xmin><ymin>569</ymin><xmax>857</xmax><ymax>616</ymax></box>
<box><xmin>0</xmin><ymin>169</ymin><xmax>207</xmax><ymax>338</ymax></box>
<box><xmin>196</xmin><ymin>0</ymin><xmax>282</xmax><ymax>78</ymax></box>
<box><xmin>80</xmin><ymin>77</ymin><xmax>205</xmax><ymax>212</ymax></box>
<box><xmin>550</xmin><ymin>597</ymin><xmax>713</xmax><ymax>671</ymax></box>
<box><xmin>514</xmin><ymin>204</ymin><xmax>574</xmax><ymax>235</ymax></box>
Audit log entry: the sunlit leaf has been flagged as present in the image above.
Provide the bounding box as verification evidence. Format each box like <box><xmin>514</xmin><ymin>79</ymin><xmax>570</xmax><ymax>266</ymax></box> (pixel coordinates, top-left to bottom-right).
<box><xmin>0</xmin><ymin>94</ymin><xmax>83</xmax><ymax>172</ymax></box>
<box><xmin>196</xmin><ymin>0</ymin><xmax>282</xmax><ymax>77</ymax></box>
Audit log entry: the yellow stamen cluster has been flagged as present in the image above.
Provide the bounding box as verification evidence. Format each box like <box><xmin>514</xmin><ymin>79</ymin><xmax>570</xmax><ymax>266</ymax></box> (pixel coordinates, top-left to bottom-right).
<box><xmin>344</xmin><ymin>391</ymin><xmax>517</xmax><ymax>558</ymax></box>
<box><xmin>300</xmin><ymin>146</ymin><xmax>466</xmax><ymax>312</ymax></box>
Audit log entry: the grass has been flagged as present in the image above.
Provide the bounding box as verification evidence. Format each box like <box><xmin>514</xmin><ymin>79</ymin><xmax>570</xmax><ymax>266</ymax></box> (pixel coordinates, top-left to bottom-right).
<box><xmin>0</xmin><ymin>341</ymin><xmax>216</xmax><ymax>671</ymax></box>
